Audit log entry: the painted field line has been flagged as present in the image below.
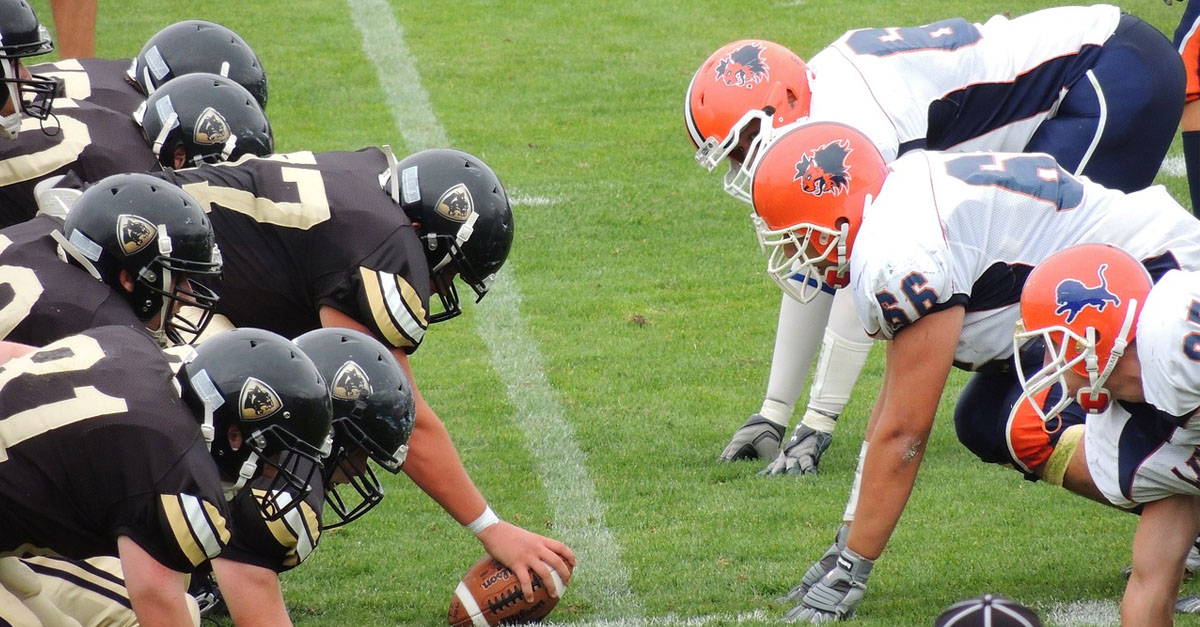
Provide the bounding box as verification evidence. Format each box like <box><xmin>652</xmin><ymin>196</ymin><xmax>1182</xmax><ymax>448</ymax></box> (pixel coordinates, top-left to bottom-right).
<box><xmin>347</xmin><ymin>0</ymin><xmax>642</xmax><ymax>618</ymax></box>
<box><xmin>1163</xmin><ymin>154</ymin><xmax>1187</xmax><ymax>179</ymax></box>
<box><xmin>1043</xmin><ymin>599</ymin><xmax>1118</xmax><ymax>626</ymax></box>
<box><xmin>543</xmin><ymin>610</ymin><xmax>770</xmax><ymax>626</ymax></box>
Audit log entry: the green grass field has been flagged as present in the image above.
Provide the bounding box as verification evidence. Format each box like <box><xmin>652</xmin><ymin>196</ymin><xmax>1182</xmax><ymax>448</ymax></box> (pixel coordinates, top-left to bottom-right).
<box><xmin>30</xmin><ymin>0</ymin><xmax>1200</xmax><ymax>624</ymax></box>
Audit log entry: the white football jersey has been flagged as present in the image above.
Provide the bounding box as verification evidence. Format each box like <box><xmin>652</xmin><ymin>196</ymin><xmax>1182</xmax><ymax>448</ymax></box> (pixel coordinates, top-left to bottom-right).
<box><xmin>1086</xmin><ymin>401</ymin><xmax>1200</xmax><ymax>508</ymax></box>
<box><xmin>806</xmin><ymin>4</ymin><xmax>1121</xmax><ymax>162</ymax></box>
<box><xmin>1138</xmin><ymin>270</ymin><xmax>1200</xmax><ymax>420</ymax></box>
<box><xmin>849</xmin><ymin>150</ymin><xmax>1200</xmax><ymax>371</ymax></box>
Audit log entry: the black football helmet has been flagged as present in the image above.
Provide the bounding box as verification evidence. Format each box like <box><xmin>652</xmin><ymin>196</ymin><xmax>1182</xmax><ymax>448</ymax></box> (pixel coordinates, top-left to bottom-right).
<box><xmin>131</xmin><ymin>20</ymin><xmax>268</xmax><ymax>109</ymax></box>
<box><xmin>391</xmin><ymin>148</ymin><xmax>514</xmax><ymax>322</ymax></box>
<box><xmin>177</xmin><ymin>328</ymin><xmax>333</xmax><ymax>520</ymax></box>
<box><xmin>135</xmin><ymin>72</ymin><xmax>273</xmax><ymax>168</ymax></box>
<box><xmin>294</xmin><ymin>327</ymin><xmax>414</xmax><ymax>529</ymax></box>
<box><xmin>0</xmin><ymin>0</ymin><xmax>55</xmax><ymax>139</ymax></box>
<box><xmin>59</xmin><ymin>173</ymin><xmax>222</xmax><ymax>345</ymax></box>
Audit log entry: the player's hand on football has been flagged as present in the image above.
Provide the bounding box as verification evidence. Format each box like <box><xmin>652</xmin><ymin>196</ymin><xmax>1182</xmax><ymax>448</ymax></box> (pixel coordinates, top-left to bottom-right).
<box><xmin>477</xmin><ymin>521</ymin><xmax>576</xmax><ymax>600</ymax></box>
<box><xmin>719</xmin><ymin>414</ymin><xmax>785</xmax><ymax>461</ymax></box>
<box><xmin>784</xmin><ymin>548</ymin><xmax>874</xmax><ymax>623</ymax></box>
<box><xmin>759</xmin><ymin>424</ymin><xmax>833</xmax><ymax>476</ymax></box>
<box><xmin>779</xmin><ymin>525</ymin><xmax>850</xmax><ymax>603</ymax></box>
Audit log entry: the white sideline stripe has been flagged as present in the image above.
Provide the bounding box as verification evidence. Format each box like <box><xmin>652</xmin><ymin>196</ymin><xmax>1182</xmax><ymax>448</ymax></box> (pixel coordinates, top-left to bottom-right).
<box><xmin>1043</xmin><ymin>599</ymin><xmax>1118</xmax><ymax>626</ymax></box>
<box><xmin>510</xmin><ymin>193</ymin><xmax>561</xmax><ymax>206</ymax></box>
<box><xmin>541</xmin><ymin>610</ymin><xmax>770</xmax><ymax>626</ymax></box>
<box><xmin>347</xmin><ymin>0</ymin><xmax>642</xmax><ymax>618</ymax></box>
<box><xmin>475</xmin><ymin>273</ymin><xmax>644</xmax><ymax>617</ymax></box>
<box><xmin>1162</xmin><ymin>154</ymin><xmax>1187</xmax><ymax>179</ymax></box>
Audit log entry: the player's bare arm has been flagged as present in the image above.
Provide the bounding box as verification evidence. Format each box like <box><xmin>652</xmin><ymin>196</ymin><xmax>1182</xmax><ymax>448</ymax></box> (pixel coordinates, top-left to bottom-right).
<box><xmin>211</xmin><ymin>557</ymin><xmax>291</xmax><ymax>627</ymax></box>
<box><xmin>318</xmin><ymin>306</ymin><xmax>576</xmax><ymax>599</ymax></box>
<box><xmin>845</xmin><ymin>305</ymin><xmax>963</xmax><ymax>560</ymax></box>
<box><xmin>1123</xmin><ymin>494</ymin><xmax>1200</xmax><ymax>627</ymax></box>
<box><xmin>116</xmin><ymin>536</ymin><xmax>193</xmax><ymax>627</ymax></box>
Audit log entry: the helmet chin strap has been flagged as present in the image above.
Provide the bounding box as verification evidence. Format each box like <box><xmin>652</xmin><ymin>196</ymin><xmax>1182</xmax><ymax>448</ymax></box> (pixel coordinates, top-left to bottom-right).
<box><xmin>822</xmin><ymin>221</ymin><xmax>853</xmax><ymax>289</ymax></box>
<box><xmin>224</xmin><ymin>451</ymin><xmax>261</xmax><ymax>501</ymax></box>
<box><xmin>149</xmin><ymin>225</ymin><xmax>174</xmax><ymax>347</ymax></box>
<box><xmin>1076</xmin><ymin>298</ymin><xmax>1138</xmax><ymax>414</ymax></box>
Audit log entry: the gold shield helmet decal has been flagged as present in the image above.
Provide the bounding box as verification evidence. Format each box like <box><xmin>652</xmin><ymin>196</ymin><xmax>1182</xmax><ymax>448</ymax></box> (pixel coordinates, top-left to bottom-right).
<box><xmin>435</xmin><ymin>183</ymin><xmax>474</xmax><ymax>223</ymax></box>
<box><xmin>116</xmin><ymin>214</ymin><xmax>157</xmax><ymax>256</ymax></box>
<box><xmin>194</xmin><ymin>106</ymin><xmax>231</xmax><ymax>146</ymax></box>
<box><xmin>331</xmin><ymin>360</ymin><xmax>373</xmax><ymax>401</ymax></box>
<box><xmin>240</xmin><ymin>377</ymin><xmax>282</xmax><ymax>421</ymax></box>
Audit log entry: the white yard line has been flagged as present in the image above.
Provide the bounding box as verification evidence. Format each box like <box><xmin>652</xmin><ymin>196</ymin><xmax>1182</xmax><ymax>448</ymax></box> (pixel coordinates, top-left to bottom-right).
<box><xmin>542</xmin><ymin>610</ymin><xmax>771</xmax><ymax>626</ymax></box>
<box><xmin>347</xmin><ymin>0</ymin><xmax>642</xmax><ymax>618</ymax></box>
<box><xmin>1043</xmin><ymin>599</ymin><xmax>1119</xmax><ymax>627</ymax></box>
<box><xmin>1162</xmin><ymin>154</ymin><xmax>1187</xmax><ymax>179</ymax></box>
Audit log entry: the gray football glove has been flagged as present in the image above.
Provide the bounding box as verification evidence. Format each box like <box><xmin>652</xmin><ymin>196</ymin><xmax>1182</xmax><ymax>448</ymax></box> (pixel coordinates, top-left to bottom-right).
<box><xmin>759</xmin><ymin>424</ymin><xmax>833</xmax><ymax>476</ymax></box>
<box><xmin>1179</xmin><ymin>595</ymin><xmax>1200</xmax><ymax>614</ymax></box>
<box><xmin>784</xmin><ymin>548</ymin><xmax>874</xmax><ymax>623</ymax></box>
<box><xmin>778</xmin><ymin>525</ymin><xmax>849</xmax><ymax>604</ymax></box>
<box><xmin>719</xmin><ymin>414</ymin><xmax>785</xmax><ymax>461</ymax></box>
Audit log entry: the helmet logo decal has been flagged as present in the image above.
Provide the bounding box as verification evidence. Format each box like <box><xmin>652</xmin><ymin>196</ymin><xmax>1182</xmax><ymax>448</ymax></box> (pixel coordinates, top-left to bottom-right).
<box><xmin>240</xmin><ymin>377</ymin><xmax>282</xmax><ymax>421</ymax></box>
<box><xmin>116</xmin><ymin>214</ymin><xmax>157</xmax><ymax>256</ymax></box>
<box><xmin>793</xmin><ymin>140</ymin><xmax>852</xmax><ymax>197</ymax></box>
<box><xmin>435</xmin><ymin>183</ymin><xmax>474</xmax><ymax>223</ymax></box>
<box><xmin>194</xmin><ymin>106</ymin><xmax>231</xmax><ymax>145</ymax></box>
<box><xmin>1054</xmin><ymin>264</ymin><xmax>1120</xmax><ymax>324</ymax></box>
<box><xmin>331</xmin><ymin>360</ymin><xmax>373</xmax><ymax>401</ymax></box>
<box><xmin>714</xmin><ymin>42</ymin><xmax>769</xmax><ymax>88</ymax></box>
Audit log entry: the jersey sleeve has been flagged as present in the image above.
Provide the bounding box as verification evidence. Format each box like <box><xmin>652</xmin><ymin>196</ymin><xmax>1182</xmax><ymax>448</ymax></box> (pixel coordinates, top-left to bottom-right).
<box><xmin>851</xmin><ymin>240</ymin><xmax>956</xmax><ymax>340</ymax></box>
<box><xmin>111</xmin><ymin>439</ymin><xmax>232</xmax><ymax>573</ymax></box>
<box><xmin>220</xmin><ymin>480</ymin><xmax>323</xmax><ymax>573</ymax></box>
<box><xmin>1138</xmin><ymin>270</ymin><xmax>1200</xmax><ymax>419</ymax></box>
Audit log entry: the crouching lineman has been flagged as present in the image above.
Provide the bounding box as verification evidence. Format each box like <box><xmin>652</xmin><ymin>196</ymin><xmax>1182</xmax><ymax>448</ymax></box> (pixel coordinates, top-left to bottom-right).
<box><xmin>0</xmin><ymin>326</ymin><xmax>332</xmax><ymax>626</ymax></box>
<box><xmin>740</xmin><ymin>121</ymin><xmax>1200</xmax><ymax>622</ymax></box>
<box><xmin>1015</xmin><ymin>244</ymin><xmax>1200</xmax><ymax>626</ymax></box>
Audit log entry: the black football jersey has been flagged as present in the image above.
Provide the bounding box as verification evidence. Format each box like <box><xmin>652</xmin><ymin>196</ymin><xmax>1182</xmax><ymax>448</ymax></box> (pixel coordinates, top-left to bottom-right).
<box><xmin>0</xmin><ymin>98</ymin><xmax>159</xmax><ymax>228</ymax></box>
<box><xmin>221</xmin><ymin>461</ymin><xmax>325</xmax><ymax>573</ymax></box>
<box><xmin>152</xmin><ymin>148</ymin><xmax>432</xmax><ymax>353</ymax></box>
<box><xmin>0</xmin><ymin>216</ymin><xmax>145</xmax><ymax>345</ymax></box>
<box><xmin>0</xmin><ymin>326</ymin><xmax>231</xmax><ymax>572</ymax></box>
<box><xmin>30</xmin><ymin>57</ymin><xmax>146</xmax><ymax>117</ymax></box>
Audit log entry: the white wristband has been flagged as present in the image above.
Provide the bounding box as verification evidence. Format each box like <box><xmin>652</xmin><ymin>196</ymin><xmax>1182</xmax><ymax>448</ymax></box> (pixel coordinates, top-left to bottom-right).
<box><xmin>466</xmin><ymin>506</ymin><xmax>500</xmax><ymax>535</ymax></box>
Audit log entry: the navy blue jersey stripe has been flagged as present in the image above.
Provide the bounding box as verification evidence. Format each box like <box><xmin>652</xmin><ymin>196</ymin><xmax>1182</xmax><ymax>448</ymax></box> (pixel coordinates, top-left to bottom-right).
<box><xmin>1115</xmin><ymin>402</ymin><xmax>1178</xmax><ymax>501</ymax></box>
<box><xmin>926</xmin><ymin>45</ymin><xmax>1104</xmax><ymax>151</ymax></box>
<box><xmin>965</xmin><ymin>262</ymin><xmax>1034</xmax><ymax>312</ymax></box>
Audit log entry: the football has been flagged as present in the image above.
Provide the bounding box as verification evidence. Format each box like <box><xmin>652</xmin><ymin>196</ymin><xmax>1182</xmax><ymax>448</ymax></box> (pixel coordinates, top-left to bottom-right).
<box><xmin>447</xmin><ymin>556</ymin><xmax>565</xmax><ymax>626</ymax></box>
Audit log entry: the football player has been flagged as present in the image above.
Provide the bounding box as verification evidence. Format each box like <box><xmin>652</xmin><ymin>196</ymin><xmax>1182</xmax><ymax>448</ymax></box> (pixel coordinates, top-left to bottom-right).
<box><xmin>19</xmin><ymin>327</ymin><xmax>418</xmax><ymax>624</ymax></box>
<box><xmin>0</xmin><ymin>71</ymin><xmax>272</xmax><ymax>227</ymax></box>
<box><xmin>0</xmin><ymin>0</ymin><xmax>57</xmax><ymax>140</ymax></box>
<box><xmin>687</xmin><ymin>5</ymin><xmax>1185</xmax><ymax>476</ymax></box>
<box><xmin>1169</xmin><ymin>0</ymin><xmax>1200</xmax><ymax>214</ymax></box>
<box><xmin>116</xmin><ymin>146</ymin><xmax>575</xmax><ymax>598</ymax></box>
<box><xmin>743</xmin><ymin>122</ymin><xmax>1200</xmax><ymax>622</ymax></box>
<box><xmin>30</xmin><ymin>19</ymin><xmax>268</xmax><ymax>118</ymax></box>
<box><xmin>1014</xmin><ymin>244</ymin><xmax>1200</xmax><ymax>626</ymax></box>
<box><xmin>0</xmin><ymin>326</ymin><xmax>333</xmax><ymax>627</ymax></box>
<box><xmin>0</xmin><ymin>172</ymin><xmax>222</xmax><ymax>348</ymax></box>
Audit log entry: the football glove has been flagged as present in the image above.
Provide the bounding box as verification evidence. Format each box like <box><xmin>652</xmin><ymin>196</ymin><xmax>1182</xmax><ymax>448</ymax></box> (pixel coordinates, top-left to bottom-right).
<box><xmin>784</xmin><ymin>548</ymin><xmax>874</xmax><ymax>623</ymax></box>
<box><xmin>759</xmin><ymin>424</ymin><xmax>833</xmax><ymax>476</ymax></box>
<box><xmin>779</xmin><ymin>525</ymin><xmax>849</xmax><ymax>603</ymax></box>
<box><xmin>719</xmin><ymin>414</ymin><xmax>785</xmax><ymax>461</ymax></box>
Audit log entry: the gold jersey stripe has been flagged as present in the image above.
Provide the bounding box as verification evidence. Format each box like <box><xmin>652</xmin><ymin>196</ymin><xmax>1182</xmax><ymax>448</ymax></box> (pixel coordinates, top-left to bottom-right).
<box><xmin>252</xmin><ymin>490</ymin><xmax>321</xmax><ymax>567</ymax></box>
<box><xmin>160</xmin><ymin>494</ymin><xmax>228</xmax><ymax>567</ymax></box>
<box><xmin>359</xmin><ymin>267</ymin><xmax>426</xmax><ymax>349</ymax></box>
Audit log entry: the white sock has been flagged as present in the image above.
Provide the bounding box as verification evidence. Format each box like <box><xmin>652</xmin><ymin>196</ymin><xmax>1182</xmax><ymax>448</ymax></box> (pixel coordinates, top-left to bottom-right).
<box><xmin>761</xmin><ymin>291</ymin><xmax>834</xmax><ymax>424</ymax></box>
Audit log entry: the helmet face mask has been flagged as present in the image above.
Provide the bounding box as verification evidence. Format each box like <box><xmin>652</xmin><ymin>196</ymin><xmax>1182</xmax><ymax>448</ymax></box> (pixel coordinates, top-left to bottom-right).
<box><xmin>686</xmin><ymin>39</ymin><xmax>813</xmax><ymax>200</ymax></box>
<box><xmin>392</xmin><ymin>148</ymin><xmax>514</xmax><ymax>323</ymax></box>
<box><xmin>61</xmin><ymin>173</ymin><xmax>223</xmax><ymax>346</ymax></box>
<box><xmin>293</xmin><ymin>328</ymin><xmax>415</xmax><ymax>529</ymax></box>
<box><xmin>180</xmin><ymin>328</ymin><xmax>334</xmax><ymax>521</ymax></box>
<box><xmin>0</xmin><ymin>0</ymin><xmax>55</xmax><ymax>139</ymax></box>
<box><xmin>1014</xmin><ymin>244</ymin><xmax>1152</xmax><ymax>421</ymax></box>
<box><xmin>748</xmin><ymin>122</ymin><xmax>888</xmax><ymax>303</ymax></box>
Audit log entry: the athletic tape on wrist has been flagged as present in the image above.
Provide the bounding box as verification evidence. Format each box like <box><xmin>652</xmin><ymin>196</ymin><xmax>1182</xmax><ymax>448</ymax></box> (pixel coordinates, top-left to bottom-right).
<box><xmin>466</xmin><ymin>505</ymin><xmax>500</xmax><ymax>535</ymax></box>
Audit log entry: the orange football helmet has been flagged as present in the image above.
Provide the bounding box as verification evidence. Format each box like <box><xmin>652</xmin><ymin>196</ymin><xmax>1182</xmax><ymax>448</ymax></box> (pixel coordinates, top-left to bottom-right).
<box><xmin>749</xmin><ymin>121</ymin><xmax>888</xmax><ymax>303</ymax></box>
<box><xmin>1014</xmin><ymin>243</ymin><xmax>1152</xmax><ymax>418</ymax></box>
<box><xmin>685</xmin><ymin>40</ymin><xmax>813</xmax><ymax>203</ymax></box>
